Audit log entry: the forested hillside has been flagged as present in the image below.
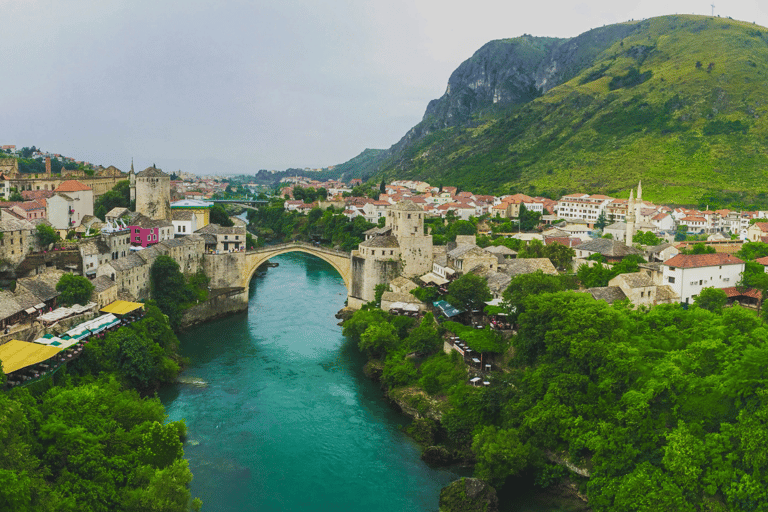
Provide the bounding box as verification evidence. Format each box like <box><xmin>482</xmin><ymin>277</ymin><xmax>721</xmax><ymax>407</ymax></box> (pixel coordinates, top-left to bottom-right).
<box><xmin>334</xmin><ymin>15</ymin><xmax>768</xmax><ymax>206</ymax></box>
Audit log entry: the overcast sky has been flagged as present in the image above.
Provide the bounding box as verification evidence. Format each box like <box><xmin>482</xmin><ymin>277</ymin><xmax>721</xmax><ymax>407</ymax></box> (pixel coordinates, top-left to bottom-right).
<box><xmin>2</xmin><ymin>0</ymin><xmax>767</xmax><ymax>176</ymax></box>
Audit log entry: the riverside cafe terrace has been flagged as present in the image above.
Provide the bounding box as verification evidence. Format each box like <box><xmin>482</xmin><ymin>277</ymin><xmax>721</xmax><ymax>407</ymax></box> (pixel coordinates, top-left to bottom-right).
<box><xmin>0</xmin><ymin>301</ymin><xmax>144</xmax><ymax>389</ymax></box>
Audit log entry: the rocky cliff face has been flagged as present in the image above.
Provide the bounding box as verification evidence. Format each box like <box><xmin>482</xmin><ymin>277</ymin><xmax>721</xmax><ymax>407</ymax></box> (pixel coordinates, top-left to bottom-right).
<box><xmin>421</xmin><ymin>24</ymin><xmax>641</xmax><ymax>131</ymax></box>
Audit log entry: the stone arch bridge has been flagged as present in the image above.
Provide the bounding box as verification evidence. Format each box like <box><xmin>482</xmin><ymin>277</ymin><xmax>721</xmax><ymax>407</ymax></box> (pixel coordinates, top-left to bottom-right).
<box><xmin>244</xmin><ymin>242</ymin><xmax>351</xmax><ymax>289</ymax></box>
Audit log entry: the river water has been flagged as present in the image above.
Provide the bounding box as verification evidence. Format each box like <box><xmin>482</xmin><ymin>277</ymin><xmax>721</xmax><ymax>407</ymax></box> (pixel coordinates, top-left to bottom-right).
<box><xmin>160</xmin><ymin>252</ymin><xmax>589</xmax><ymax>512</ymax></box>
<box><xmin>159</xmin><ymin>253</ymin><xmax>462</xmax><ymax>511</ymax></box>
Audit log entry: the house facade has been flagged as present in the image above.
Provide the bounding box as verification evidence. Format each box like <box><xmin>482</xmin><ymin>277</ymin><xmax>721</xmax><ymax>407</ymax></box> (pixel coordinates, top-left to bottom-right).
<box><xmin>661</xmin><ymin>253</ymin><xmax>745</xmax><ymax>304</ymax></box>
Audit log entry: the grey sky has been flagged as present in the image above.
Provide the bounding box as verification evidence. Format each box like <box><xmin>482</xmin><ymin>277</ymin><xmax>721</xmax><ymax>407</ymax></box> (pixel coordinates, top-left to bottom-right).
<box><xmin>2</xmin><ymin>0</ymin><xmax>767</xmax><ymax>175</ymax></box>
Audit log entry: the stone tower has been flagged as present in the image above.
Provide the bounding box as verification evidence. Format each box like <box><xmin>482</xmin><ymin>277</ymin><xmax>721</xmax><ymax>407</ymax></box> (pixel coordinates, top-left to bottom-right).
<box><xmin>135</xmin><ymin>165</ymin><xmax>170</xmax><ymax>220</ymax></box>
<box><xmin>386</xmin><ymin>200</ymin><xmax>433</xmax><ymax>277</ymax></box>
<box><xmin>625</xmin><ymin>189</ymin><xmax>636</xmax><ymax>246</ymax></box>
<box><xmin>129</xmin><ymin>159</ymin><xmax>136</xmax><ymax>202</ymax></box>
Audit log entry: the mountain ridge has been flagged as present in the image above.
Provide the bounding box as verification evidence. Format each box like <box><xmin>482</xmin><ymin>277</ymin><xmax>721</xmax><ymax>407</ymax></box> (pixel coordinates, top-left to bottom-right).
<box><xmin>329</xmin><ymin>15</ymin><xmax>768</xmax><ymax>207</ymax></box>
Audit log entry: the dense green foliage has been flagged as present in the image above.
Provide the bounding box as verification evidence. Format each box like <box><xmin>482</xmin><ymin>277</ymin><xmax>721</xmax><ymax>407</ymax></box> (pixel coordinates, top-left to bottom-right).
<box><xmin>0</xmin><ymin>378</ymin><xmax>192</xmax><ymax>512</ymax></box>
<box><xmin>36</xmin><ymin>224</ymin><xmax>59</xmax><ymax>247</ymax></box>
<box><xmin>576</xmin><ymin>254</ymin><xmax>647</xmax><ymax>288</ymax></box>
<box><xmin>247</xmin><ymin>200</ymin><xmax>375</xmax><ymax>251</ymax></box>
<box><xmin>149</xmin><ymin>256</ymin><xmax>206</xmax><ymax>330</ymax></box>
<box><xmin>493</xmin><ymin>293</ymin><xmax>768</xmax><ymax>510</ymax></box>
<box><xmin>55</xmin><ymin>274</ymin><xmax>95</xmax><ymax>307</ymax></box>
<box><xmin>0</xmin><ymin>299</ymin><xmax>195</xmax><ymax>512</ymax></box>
<box><xmin>446</xmin><ymin>273</ymin><xmax>491</xmax><ymax>312</ymax></box>
<box><xmin>76</xmin><ymin>302</ymin><xmax>182</xmax><ymax>391</ymax></box>
<box><xmin>94</xmin><ymin>181</ymin><xmax>130</xmax><ymax>220</ymax></box>
<box><xmin>632</xmin><ymin>230</ymin><xmax>662</xmax><ymax>246</ymax></box>
<box><xmin>210</xmin><ymin>204</ymin><xmax>234</xmax><ymax>227</ymax></box>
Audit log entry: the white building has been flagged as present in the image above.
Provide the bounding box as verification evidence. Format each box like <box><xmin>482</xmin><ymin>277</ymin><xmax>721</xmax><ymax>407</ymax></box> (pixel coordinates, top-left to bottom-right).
<box><xmin>556</xmin><ymin>194</ymin><xmax>612</xmax><ymax>224</ymax></box>
<box><xmin>48</xmin><ymin>180</ymin><xmax>93</xmax><ymax>231</ymax></box>
<box><xmin>661</xmin><ymin>253</ymin><xmax>745</xmax><ymax>304</ymax></box>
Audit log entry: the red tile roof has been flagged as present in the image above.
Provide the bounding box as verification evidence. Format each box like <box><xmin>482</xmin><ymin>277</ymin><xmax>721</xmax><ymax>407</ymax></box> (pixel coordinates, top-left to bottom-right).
<box><xmin>721</xmin><ymin>287</ymin><xmax>763</xmax><ymax>300</ymax></box>
<box><xmin>755</xmin><ymin>256</ymin><xmax>768</xmax><ymax>266</ymax></box>
<box><xmin>55</xmin><ymin>180</ymin><xmax>91</xmax><ymax>192</ymax></box>
<box><xmin>664</xmin><ymin>253</ymin><xmax>744</xmax><ymax>268</ymax></box>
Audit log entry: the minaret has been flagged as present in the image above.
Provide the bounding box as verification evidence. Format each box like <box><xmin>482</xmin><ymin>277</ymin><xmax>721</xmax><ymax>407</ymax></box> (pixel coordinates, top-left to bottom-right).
<box><xmin>635</xmin><ymin>180</ymin><xmax>643</xmax><ymax>222</ymax></box>
<box><xmin>625</xmin><ymin>189</ymin><xmax>636</xmax><ymax>245</ymax></box>
<box><xmin>129</xmin><ymin>158</ymin><xmax>136</xmax><ymax>203</ymax></box>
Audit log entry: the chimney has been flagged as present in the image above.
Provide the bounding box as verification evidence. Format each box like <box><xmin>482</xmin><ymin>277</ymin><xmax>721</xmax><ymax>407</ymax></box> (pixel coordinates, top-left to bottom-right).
<box><xmin>45</xmin><ymin>157</ymin><xmax>51</xmax><ymax>175</ymax></box>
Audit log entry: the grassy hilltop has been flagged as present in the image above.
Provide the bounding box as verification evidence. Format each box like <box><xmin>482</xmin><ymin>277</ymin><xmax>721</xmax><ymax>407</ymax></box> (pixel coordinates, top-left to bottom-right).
<box><xmin>344</xmin><ymin>15</ymin><xmax>768</xmax><ymax>206</ymax></box>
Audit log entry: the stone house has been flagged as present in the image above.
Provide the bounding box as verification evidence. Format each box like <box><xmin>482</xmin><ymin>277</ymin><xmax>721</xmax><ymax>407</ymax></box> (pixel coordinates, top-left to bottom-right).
<box><xmin>446</xmin><ymin>245</ymin><xmax>497</xmax><ymax>275</ymax></box>
<box><xmin>79</xmin><ymin>238</ymin><xmax>112</xmax><ymax>278</ymax></box>
<box><xmin>607</xmin><ymin>272</ymin><xmax>678</xmax><ymax>308</ymax></box>
<box><xmin>96</xmin><ymin>253</ymin><xmax>151</xmax><ymax>301</ymax></box>
<box><xmin>0</xmin><ymin>213</ymin><xmax>36</xmax><ymax>264</ymax></box>
<box><xmin>195</xmin><ymin>224</ymin><xmax>246</xmax><ymax>253</ymax></box>
<box><xmin>90</xmin><ymin>275</ymin><xmax>118</xmax><ymax>308</ymax></box>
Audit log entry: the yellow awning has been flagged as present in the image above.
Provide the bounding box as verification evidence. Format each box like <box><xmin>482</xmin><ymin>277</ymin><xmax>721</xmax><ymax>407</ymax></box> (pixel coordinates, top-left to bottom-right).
<box><xmin>100</xmin><ymin>300</ymin><xmax>144</xmax><ymax>316</ymax></box>
<box><xmin>0</xmin><ymin>339</ymin><xmax>62</xmax><ymax>374</ymax></box>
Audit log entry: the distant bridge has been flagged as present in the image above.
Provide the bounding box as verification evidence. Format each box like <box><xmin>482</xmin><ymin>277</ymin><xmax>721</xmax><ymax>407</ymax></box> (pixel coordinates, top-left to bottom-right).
<box><xmin>244</xmin><ymin>242</ymin><xmax>351</xmax><ymax>289</ymax></box>
<box><xmin>210</xmin><ymin>199</ymin><xmax>269</xmax><ymax>206</ymax></box>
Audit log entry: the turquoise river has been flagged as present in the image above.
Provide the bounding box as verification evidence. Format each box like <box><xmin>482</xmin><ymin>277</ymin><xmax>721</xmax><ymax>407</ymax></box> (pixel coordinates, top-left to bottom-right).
<box><xmin>159</xmin><ymin>253</ymin><xmax>587</xmax><ymax>512</ymax></box>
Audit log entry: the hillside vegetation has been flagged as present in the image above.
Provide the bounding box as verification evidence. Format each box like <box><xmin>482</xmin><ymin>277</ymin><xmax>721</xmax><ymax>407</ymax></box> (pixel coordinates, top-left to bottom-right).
<box><xmin>338</xmin><ymin>15</ymin><xmax>768</xmax><ymax>206</ymax></box>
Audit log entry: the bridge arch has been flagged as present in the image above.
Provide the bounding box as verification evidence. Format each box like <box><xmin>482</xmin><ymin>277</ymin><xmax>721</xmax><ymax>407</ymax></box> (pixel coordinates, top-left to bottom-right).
<box><xmin>243</xmin><ymin>242</ymin><xmax>352</xmax><ymax>290</ymax></box>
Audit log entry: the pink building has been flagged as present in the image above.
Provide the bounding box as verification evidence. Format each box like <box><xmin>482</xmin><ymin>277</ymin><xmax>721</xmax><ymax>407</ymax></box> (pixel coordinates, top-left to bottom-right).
<box><xmin>129</xmin><ymin>225</ymin><xmax>161</xmax><ymax>248</ymax></box>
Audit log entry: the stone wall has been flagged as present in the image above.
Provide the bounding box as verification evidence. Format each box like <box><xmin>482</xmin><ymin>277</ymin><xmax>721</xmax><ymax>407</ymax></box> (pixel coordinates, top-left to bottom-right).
<box><xmin>180</xmin><ymin>287</ymin><xmax>248</xmax><ymax>329</ymax></box>
<box><xmin>15</xmin><ymin>249</ymin><xmax>83</xmax><ymax>279</ymax></box>
<box><xmin>203</xmin><ymin>251</ymin><xmax>246</xmax><ymax>289</ymax></box>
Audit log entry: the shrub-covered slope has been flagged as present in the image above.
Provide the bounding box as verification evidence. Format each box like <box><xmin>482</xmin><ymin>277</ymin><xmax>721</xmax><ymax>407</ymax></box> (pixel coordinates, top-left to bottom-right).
<box><xmin>338</xmin><ymin>15</ymin><xmax>768</xmax><ymax>205</ymax></box>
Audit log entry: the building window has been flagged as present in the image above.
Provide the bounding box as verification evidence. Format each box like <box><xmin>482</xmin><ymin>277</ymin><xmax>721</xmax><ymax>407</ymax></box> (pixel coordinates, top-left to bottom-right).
<box><xmin>668</xmin><ymin>276</ymin><xmax>675</xmax><ymax>283</ymax></box>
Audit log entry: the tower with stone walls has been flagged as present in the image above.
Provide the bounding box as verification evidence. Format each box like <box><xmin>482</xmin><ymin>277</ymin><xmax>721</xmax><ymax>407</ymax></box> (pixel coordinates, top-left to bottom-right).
<box><xmin>386</xmin><ymin>200</ymin><xmax>433</xmax><ymax>277</ymax></box>
<box><xmin>135</xmin><ymin>165</ymin><xmax>170</xmax><ymax>220</ymax></box>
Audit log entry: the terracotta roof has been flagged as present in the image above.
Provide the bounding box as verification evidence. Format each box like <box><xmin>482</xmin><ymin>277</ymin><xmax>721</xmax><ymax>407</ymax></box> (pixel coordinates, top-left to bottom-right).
<box><xmin>55</xmin><ymin>180</ymin><xmax>91</xmax><ymax>192</ymax></box>
<box><xmin>755</xmin><ymin>256</ymin><xmax>768</xmax><ymax>266</ymax></box>
<box><xmin>752</xmin><ymin>222</ymin><xmax>768</xmax><ymax>233</ymax></box>
<box><xmin>663</xmin><ymin>253</ymin><xmax>744</xmax><ymax>268</ymax></box>
<box><xmin>721</xmin><ymin>287</ymin><xmax>762</xmax><ymax>300</ymax></box>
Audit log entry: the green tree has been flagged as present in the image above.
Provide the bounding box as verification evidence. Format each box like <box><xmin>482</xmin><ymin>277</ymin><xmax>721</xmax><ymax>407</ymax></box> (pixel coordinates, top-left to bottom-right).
<box><xmin>680</xmin><ymin>242</ymin><xmax>715</xmax><ymax>255</ymax></box>
<box><xmin>473</xmin><ymin>426</ymin><xmax>531</xmax><ymax>486</ymax></box>
<box><xmin>595</xmin><ymin>210</ymin><xmax>608</xmax><ymax>230</ymax></box>
<box><xmin>633</xmin><ymin>230</ymin><xmax>663</xmax><ymax>246</ymax></box>
<box><xmin>150</xmin><ymin>256</ymin><xmax>194</xmax><ymax>330</ymax></box>
<box><xmin>543</xmin><ymin>241</ymin><xmax>575</xmax><ymax>270</ymax></box>
<box><xmin>210</xmin><ymin>204</ymin><xmax>234</xmax><ymax>227</ymax></box>
<box><xmin>694</xmin><ymin>287</ymin><xmax>728</xmax><ymax>313</ymax></box>
<box><xmin>406</xmin><ymin>313</ymin><xmax>442</xmax><ymax>355</ymax></box>
<box><xmin>502</xmin><ymin>270</ymin><xmax>577</xmax><ymax>321</ymax></box>
<box><xmin>359</xmin><ymin>322</ymin><xmax>399</xmax><ymax>358</ymax></box>
<box><xmin>55</xmin><ymin>274</ymin><xmax>95</xmax><ymax>306</ymax></box>
<box><xmin>35</xmin><ymin>224</ymin><xmax>59</xmax><ymax>247</ymax></box>
<box><xmin>518</xmin><ymin>239</ymin><xmax>546</xmax><ymax>259</ymax></box>
<box><xmin>447</xmin><ymin>273</ymin><xmax>491</xmax><ymax>312</ymax></box>
<box><xmin>93</xmin><ymin>180</ymin><xmax>130</xmax><ymax>220</ymax></box>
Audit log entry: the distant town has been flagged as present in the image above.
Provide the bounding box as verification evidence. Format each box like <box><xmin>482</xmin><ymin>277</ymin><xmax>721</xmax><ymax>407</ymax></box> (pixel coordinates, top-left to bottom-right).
<box><xmin>3</xmin><ymin>143</ymin><xmax>768</xmax><ymax>352</ymax></box>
